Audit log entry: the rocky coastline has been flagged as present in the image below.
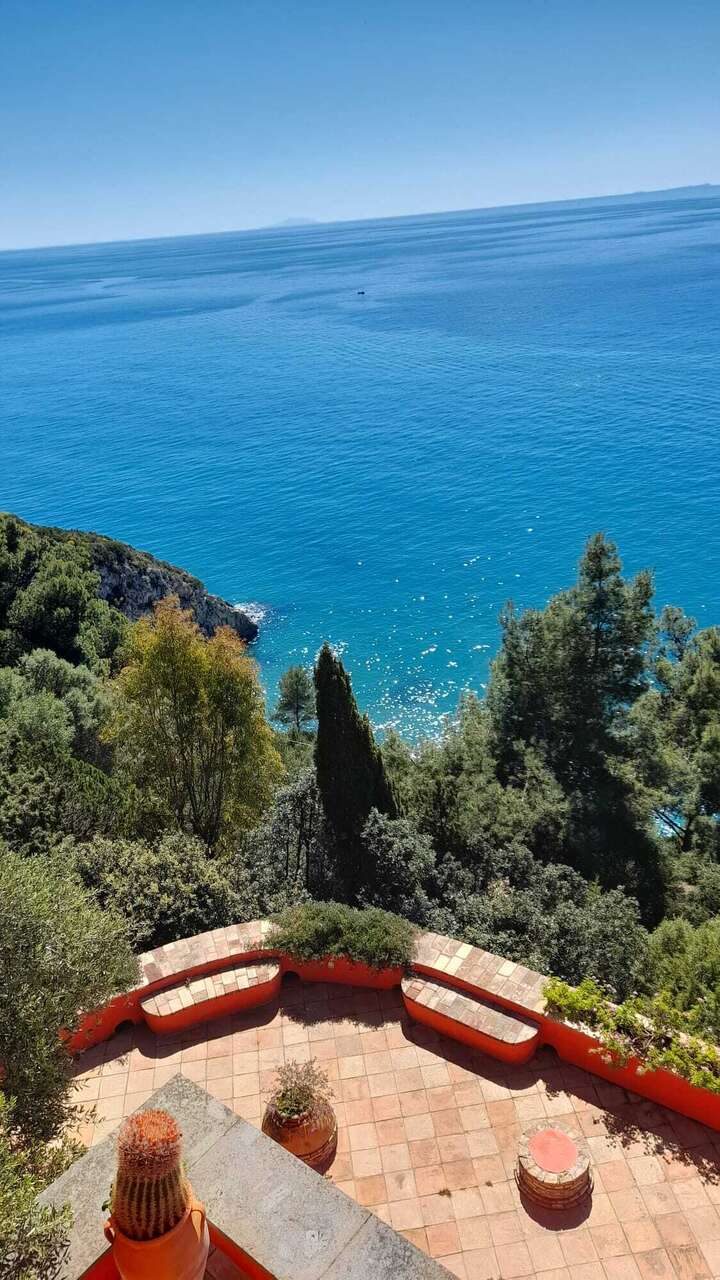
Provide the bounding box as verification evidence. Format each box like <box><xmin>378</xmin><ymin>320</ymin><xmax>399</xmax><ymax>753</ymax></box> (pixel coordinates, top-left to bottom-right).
<box><xmin>3</xmin><ymin>514</ymin><xmax>259</xmax><ymax>642</ymax></box>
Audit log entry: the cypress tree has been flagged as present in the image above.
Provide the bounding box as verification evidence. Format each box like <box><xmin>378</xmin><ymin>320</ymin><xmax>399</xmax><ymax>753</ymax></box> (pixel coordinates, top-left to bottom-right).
<box><xmin>314</xmin><ymin>644</ymin><xmax>397</xmax><ymax>892</ymax></box>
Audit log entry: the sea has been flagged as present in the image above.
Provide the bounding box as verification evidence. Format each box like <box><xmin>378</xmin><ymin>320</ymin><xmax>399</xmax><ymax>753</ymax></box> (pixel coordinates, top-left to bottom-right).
<box><xmin>1</xmin><ymin>189</ymin><xmax>718</xmax><ymax>738</ymax></box>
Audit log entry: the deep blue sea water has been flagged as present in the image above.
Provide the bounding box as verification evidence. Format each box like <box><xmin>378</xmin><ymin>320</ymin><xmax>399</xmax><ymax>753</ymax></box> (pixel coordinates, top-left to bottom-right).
<box><xmin>1</xmin><ymin>191</ymin><xmax>719</xmax><ymax>737</ymax></box>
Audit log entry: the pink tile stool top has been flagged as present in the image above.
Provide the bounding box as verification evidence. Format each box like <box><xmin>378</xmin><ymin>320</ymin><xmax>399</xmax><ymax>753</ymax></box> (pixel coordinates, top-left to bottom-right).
<box><xmin>517</xmin><ymin>1119</ymin><xmax>592</xmax><ymax>1209</ymax></box>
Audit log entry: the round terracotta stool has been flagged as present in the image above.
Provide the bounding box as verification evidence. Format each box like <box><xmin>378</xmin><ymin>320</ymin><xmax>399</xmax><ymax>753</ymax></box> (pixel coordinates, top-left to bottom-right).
<box><xmin>517</xmin><ymin>1120</ymin><xmax>592</xmax><ymax>1209</ymax></box>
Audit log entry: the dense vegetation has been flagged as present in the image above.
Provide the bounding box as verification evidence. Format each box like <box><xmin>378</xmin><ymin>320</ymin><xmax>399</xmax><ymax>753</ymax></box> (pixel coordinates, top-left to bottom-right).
<box><xmin>1</xmin><ymin>511</ymin><xmax>719</xmax><ymax>1271</ymax></box>
<box><xmin>267</xmin><ymin>901</ymin><xmax>417</xmax><ymax>971</ymax></box>
<box><xmin>544</xmin><ymin>978</ymin><xmax>720</xmax><ymax>1094</ymax></box>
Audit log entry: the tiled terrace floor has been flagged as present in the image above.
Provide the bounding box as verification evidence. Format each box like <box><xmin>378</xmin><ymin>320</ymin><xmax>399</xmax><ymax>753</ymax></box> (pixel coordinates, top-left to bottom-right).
<box><xmin>73</xmin><ymin>977</ymin><xmax>720</xmax><ymax>1280</ymax></box>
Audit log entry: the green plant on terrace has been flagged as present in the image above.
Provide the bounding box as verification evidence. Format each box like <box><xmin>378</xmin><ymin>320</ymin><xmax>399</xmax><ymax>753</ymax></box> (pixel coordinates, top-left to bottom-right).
<box><xmin>544</xmin><ymin>976</ymin><xmax>720</xmax><ymax>1094</ymax></box>
<box><xmin>266</xmin><ymin>900</ymin><xmax>416</xmax><ymax>971</ymax></box>
<box><xmin>0</xmin><ymin>1095</ymin><xmax>72</xmax><ymax>1280</ymax></box>
<box><xmin>266</xmin><ymin>1059</ymin><xmax>333</xmax><ymax>1122</ymax></box>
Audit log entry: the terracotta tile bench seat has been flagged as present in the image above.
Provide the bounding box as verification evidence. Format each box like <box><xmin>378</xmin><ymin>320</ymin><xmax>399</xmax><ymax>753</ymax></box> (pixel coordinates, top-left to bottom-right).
<box><xmin>413</xmin><ymin>930</ymin><xmax>546</xmax><ymax>1016</ymax></box>
<box><xmin>138</xmin><ymin>919</ymin><xmax>274</xmax><ymax>987</ymax></box>
<box><xmin>140</xmin><ymin>959</ymin><xmax>281</xmax><ymax>1034</ymax></box>
<box><xmin>401</xmin><ymin>971</ymin><xmax>542</xmax><ymax>1064</ymax></box>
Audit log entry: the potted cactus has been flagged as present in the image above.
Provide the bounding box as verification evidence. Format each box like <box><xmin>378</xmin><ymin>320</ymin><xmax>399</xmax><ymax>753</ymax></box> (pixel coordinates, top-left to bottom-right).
<box><xmin>262</xmin><ymin>1058</ymin><xmax>337</xmax><ymax>1170</ymax></box>
<box><xmin>104</xmin><ymin>1109</ymin><xmax>209</xmax><ymax>1280</ymax></box>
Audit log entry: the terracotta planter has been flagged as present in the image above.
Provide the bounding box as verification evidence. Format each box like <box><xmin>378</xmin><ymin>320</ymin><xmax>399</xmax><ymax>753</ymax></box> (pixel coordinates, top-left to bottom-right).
<box><xmin>288</xmin><ymin>955</ymin><xmax>403</xmax><ymax>989</ymax></box>
<box><xmin>262</xmin><ymin>1100</ymin><xmax>337</xmax><ymax>1169</ymax></box>
<box><xmin>104</xmin><ymin>1197</ymin><xmax>209</xmax><ymax>1280</ymax></box>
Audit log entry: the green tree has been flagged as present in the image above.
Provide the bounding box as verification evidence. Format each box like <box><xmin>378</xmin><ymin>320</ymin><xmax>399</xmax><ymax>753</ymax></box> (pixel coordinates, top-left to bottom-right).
<box><xmin>107</xmin><ymin>598</ymin><xmax>283</xmax><ymax>849</ymax></box>
<box><xmin>243</xmin><ymin>769</ymin><xmax>325</xmax><ymax>892</ymax></box>
<box><xmin>433</xmin><ymin>847</ymin><xmax>647</xmax><ymax>999</ymax></box>
<box><xmin>357</xmin><ymin>811</ymin><xmax>434</xmax><ymax>922</ymax></box>
<box><xmin>489</xmin><ymin>533</ymin><xmax>654</xmax><ymax>785</ymax></box>
<box><xmin>70</xmin><ymin>831</ymin><xmax>246</xmax><ymax>951</ymax></box>
<box><xmin>0</xmin><ymin>649</ymin><xmax>110</xmax><ymax>765</ymax></box>
<box><xmin>314</xmin><ymin>644</ymin><xmax>397</xmax><ymax>894</ymax></box>
<box><xmin>384</xmin><ymin>697</ymin><xmax>571</xmax><ymax>867</ymax></box>
<box><xmin>0</xmin><ymin>723</ymin><xmax>132</xmax><ymax>856</ymax></box>
<box><xmin>272</xmin><ymin>665</ymin><xmax>316</xmax><ymax>734</ymax></box>
<box><xmin>6</xmin><ymin>542</ymin><xmax>121</xmax><ymax>669</ymax></box>
<box><xmin>646</xmin><ymin>916</ymin><xmax>720</xmax><ymax>1037</ymax></box>
<box><xmin>486</xmin><ymin>534</ymin><xmax>664</xmax><ymax>913</ymax></box>
<box><xmin>0</xmin><ymin>1096</ymin><xmax>71</xmax><ymax>1280</ymax></box>
<box><xmin>0</xmin><ymin>844</ymin><xmax>137</xmax><ymax>1143</ymax></box>
<box><xmin>0</xmin><ymin>722</ymin><xmax>74</xmax><ymax>857</ymax></box>
<box><xmin>633</xmin><ymin>616</ymin><xmax>720</xmax><ymax>855</ymax></box>
<box><xmin>680</xmin><ymin>862</ymin><xmax>720</xmax><ymax>926</ymax></box>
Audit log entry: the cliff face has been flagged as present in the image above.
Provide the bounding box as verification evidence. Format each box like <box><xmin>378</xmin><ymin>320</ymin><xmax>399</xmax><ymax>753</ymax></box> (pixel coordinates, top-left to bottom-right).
<box><xmin>87</xmin><ymin>535</ymin><xmax>258</xmax><ymax>641</ymax></box>
<box><xmin>3</xmin><ymin>515</ymin><xmax>258</xmax><ymax>642</ymax></box>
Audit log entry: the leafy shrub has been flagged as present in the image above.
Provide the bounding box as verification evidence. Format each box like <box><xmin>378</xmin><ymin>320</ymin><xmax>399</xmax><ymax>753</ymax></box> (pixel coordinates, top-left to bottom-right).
<box><xmin>0</xmin><ymin>1096</ymin><xmax>71</xmax><ymax>1280</ymax></box>
<box><xmin>71</xmin><ymin>832</ymin><xmax>246</xmax><ymax>951</ymax></box>
<box><xmin>266</xmin><ymin>1059</ymin><xmax>333</xmax><ymax>1121</ymax></box>
<box><xmin>428</xmin><ymin>842</ymin><xmax>647</xmax><ymax>999</ymax></box>
<box><xmin>677</xmin><ymin>862</ymin><xmax>720</xmax><ymax>926</ymax></box>
<box><xmin>1</xmin><ymin>526</ymin><xmax>124</xmax><ymax>670</ymax></box>
<box><xmin>544</xmin><ymin>976</ymin><xmax>720</xmax><ymax>1094</ymax></box>
<box><xmin>645</xmin><ymin>917</ymin><xmax>720</xmax><ymax>1037</ymax></box>
<box><xmin>356</xmin><ymin>811</ymin><xmax>434</xmax><ymax>923</ymax></box>
<box><xmin>267</xmin><ymin>901</ymin><xmax>416</xmax><ymax>971</ymax></box>
<box><xmin>0</xmin><ymin>843</ymin><xmax>138</xmax><ymax>1142</ymax></box>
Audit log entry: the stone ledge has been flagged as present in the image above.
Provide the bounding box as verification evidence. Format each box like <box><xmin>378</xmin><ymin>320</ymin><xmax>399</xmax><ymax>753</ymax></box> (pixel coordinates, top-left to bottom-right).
<box><xmin>39</xmin><ymin>1076</ymin><xmax>453</xmax><ymax>1280</ymax></box>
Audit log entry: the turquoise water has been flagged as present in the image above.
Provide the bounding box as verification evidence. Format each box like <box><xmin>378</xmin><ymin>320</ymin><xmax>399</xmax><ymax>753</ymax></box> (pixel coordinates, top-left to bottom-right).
<box><xmin>1</xmin><ymin>192</ymin><xmax>719</xmax><ymax>737</ymax></box>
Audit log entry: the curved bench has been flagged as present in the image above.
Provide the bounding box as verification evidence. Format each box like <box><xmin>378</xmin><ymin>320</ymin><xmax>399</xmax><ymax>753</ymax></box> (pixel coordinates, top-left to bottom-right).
<box><xmin>67</xmin><ymin>919</ymin><xmax>720</xmax><ymax>1133</ymax></box>
<box><xmin>140</xmin><ymin>959</ymin><xmax>282</xmax><ymax>1034</ymax></box>
<box><xmin>402</xmin><ymin>972</ymin><xmax>541</xmax><ymax>1064</ymax></box>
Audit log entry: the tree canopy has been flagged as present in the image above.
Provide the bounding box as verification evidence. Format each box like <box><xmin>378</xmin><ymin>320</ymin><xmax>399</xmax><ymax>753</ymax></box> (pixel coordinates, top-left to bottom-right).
<box><xmin>0</xmin><ymin>843</ymin><xmax>137</xmax><ymax>1143</ymax></box>
<box><xmin>106</xmin><ymin>598</ymin><xmax>283</xmax><ymax>848</ymax></box>
<box><xmin>272</xmin><ymin>665</ymin><xmax>316</xmax><ymax>734</ymax></box>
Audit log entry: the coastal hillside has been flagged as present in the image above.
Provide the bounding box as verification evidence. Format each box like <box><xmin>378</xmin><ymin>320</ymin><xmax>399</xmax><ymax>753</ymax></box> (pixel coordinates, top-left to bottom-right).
<box><xmin>0</xmin><ymin>512</ymin><xmax>258</xmax><ymax>644</ymax></box>
<box><xmin>2</xmin><ymin>520</ymin><xmax>719</xmax><ymax>1273</ymax></box>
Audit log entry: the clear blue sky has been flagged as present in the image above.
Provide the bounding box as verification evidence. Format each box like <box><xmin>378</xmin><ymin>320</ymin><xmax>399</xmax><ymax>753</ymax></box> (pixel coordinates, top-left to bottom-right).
<box><xmin>2</xmin><ymin>0</ymin><xmax>718</xmax><ymax>249</ymax></box>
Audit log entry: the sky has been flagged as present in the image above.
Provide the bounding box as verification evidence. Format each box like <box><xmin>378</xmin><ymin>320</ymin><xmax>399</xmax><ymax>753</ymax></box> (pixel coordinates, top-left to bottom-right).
<box><xmin>1</xmin><ymin>0</ymin><xmax>719</xmax><ymax>250</ymax></box>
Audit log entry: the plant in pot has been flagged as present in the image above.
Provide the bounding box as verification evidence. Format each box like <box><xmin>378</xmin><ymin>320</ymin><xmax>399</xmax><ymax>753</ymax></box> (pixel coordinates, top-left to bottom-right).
<box><xmin>262</xmin><ymin>1058</ymin><xmax>337</xmax><ymax>1170</ymax></box>
<box><xmin>104</xmin><ymin>1109</ymin><xmax>209</xmax><ymax>1280</ymax></box>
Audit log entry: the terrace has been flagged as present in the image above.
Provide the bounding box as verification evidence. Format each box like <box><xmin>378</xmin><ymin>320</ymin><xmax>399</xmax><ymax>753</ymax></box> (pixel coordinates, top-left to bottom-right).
<box><xmin>66</xmin><ymin>970</ymin><xmax>720</xmax><ymax>1280</ymax></box>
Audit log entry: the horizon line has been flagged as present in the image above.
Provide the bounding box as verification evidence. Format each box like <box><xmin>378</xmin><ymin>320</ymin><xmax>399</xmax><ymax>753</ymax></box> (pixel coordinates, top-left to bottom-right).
<box><xmin>1</xmin><ymin>179</ymin><xmax>718</xmax><ymax>257</ymax></box>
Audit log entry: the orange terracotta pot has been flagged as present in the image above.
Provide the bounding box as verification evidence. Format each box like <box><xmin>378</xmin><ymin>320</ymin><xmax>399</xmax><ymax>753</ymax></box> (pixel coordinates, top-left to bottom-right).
<box><xmin>262</xmin><ymin>1100</ymin><xmax>337</xmax><ymax>1169</ymax></box>
<box><xmin>104</xmin><ymin>1197</ymin><xmax>209</xmax><ymax>1280</ymax></box>
<box><xmin>288</xmin><ymin>955</ymin><xmax>403</xmax><ymax>989</ymax></box>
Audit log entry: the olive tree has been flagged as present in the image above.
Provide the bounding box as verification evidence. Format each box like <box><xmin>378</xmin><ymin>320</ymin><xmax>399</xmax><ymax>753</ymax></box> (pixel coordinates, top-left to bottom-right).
<box><xmin>0</xmin><ymin>843</ymin><xmax>138</xmax><ymax>1143</ymax></box>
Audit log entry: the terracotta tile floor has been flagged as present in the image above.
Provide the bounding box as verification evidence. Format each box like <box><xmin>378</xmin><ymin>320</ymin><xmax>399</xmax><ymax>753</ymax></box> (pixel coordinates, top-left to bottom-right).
<box><xmin>72</xmin><ymin>977</ymin><xmax>720</xmax><ymax>1279</ymax></box>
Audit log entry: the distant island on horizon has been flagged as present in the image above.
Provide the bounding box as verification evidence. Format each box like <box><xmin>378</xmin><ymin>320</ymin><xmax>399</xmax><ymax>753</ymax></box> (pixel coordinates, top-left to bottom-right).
<box><xmin>266</xmin><ymin>217</ymin><xmax>320</xmax><ymax>229</ymax></box>
<box><xmin>4</xmin><ymin>182</ymin><xmax>719</xmax><ymax>255</ymax></box>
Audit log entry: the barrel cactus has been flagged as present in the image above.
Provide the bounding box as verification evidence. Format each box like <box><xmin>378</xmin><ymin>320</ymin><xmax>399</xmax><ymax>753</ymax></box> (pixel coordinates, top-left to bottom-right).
<box><xmin>111</xmin><ymin>1110</ymin><xmax>190</xmax><ymax>1240</ymax></box>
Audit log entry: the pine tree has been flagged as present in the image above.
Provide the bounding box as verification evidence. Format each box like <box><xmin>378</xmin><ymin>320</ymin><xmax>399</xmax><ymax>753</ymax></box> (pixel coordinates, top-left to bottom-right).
<box><xmin>486</xmin><ymin>535</ymin><xmax>664</xmax><ymax>918</ymax></box>
<box><xmin>314</xmin><ymin>644</ymin><xmax>397</xmax><ymax>893</ymax></box>
<box><xmin>633</xmin><ymin>616</ymin><xmax>720</xmax><ymax>855</ymax></box>
<box><xmin>272</xmin><ymin>665</ymin><xmax>316</xmax><ymax>734</ymax></box>
<box><xmin>489</xmin><ymin>533</ymin><xmax>654</xmax><ymax>786</ymax></box>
